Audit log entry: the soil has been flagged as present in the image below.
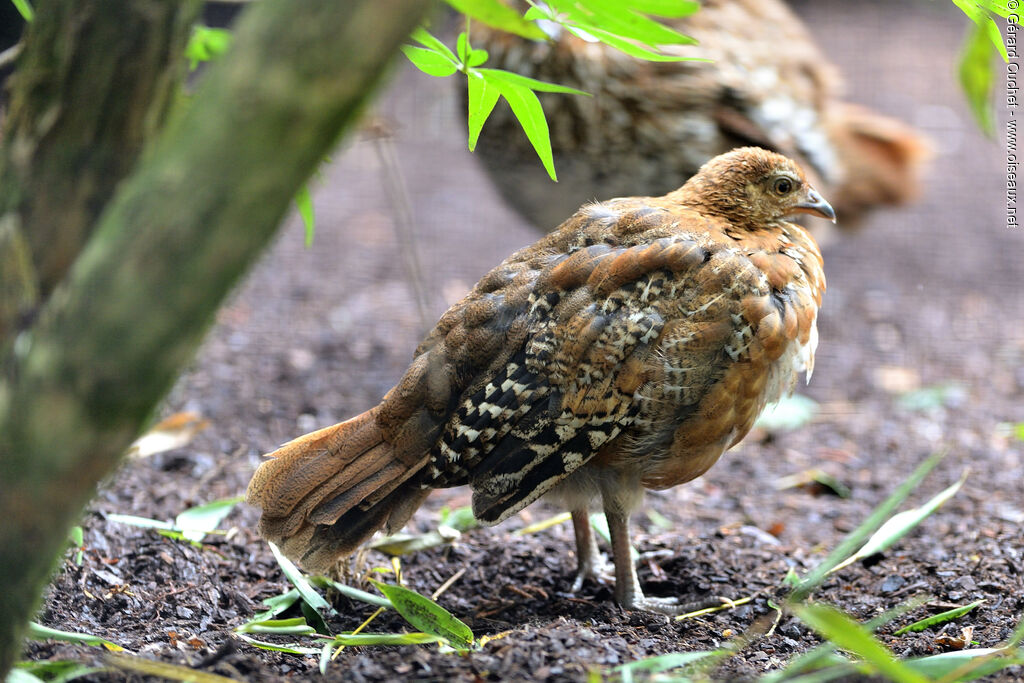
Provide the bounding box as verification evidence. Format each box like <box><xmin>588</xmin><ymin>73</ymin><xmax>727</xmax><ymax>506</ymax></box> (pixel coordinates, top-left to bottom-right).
<box><xmin>20</xmin><ymin>1</ymin><xmax>1024</xmax><ymax>681</ymax></box>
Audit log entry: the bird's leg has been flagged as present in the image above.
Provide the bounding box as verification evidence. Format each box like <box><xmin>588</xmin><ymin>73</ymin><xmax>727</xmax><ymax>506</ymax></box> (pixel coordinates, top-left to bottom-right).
<box><xmin>603</xmin><ymin>502</ymin><xmax>725</xmax><ymax>617</ymax></box>
<box><xmin>570</xmin><ymin>508</ymin><xmax>611</xmax><ymax>592</ymax></box>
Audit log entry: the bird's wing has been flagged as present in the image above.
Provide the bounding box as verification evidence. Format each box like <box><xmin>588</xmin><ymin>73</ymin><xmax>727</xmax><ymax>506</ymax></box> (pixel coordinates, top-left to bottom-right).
<box><xmin>414</xmin><ymin>230</ymin><xmax>718</xmax><ymax>525</ymax></box>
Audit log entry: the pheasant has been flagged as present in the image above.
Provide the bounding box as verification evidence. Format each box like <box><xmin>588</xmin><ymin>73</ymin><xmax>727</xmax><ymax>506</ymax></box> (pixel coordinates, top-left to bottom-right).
<box><xmin>247</xmin><ymin>148</ymin><xmax>830</xmax><ymax>614</ymax></box>
<box><xmin>469</xmin><ymin>0</ymin><xmax>926</xmax><ymax>232</ymax></box>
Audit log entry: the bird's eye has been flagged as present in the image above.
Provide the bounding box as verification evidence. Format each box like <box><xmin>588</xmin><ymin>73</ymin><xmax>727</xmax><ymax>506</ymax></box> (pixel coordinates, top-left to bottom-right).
<box><xmin>772</xmin><ymin>177</ymin><xmax>794</xmax><ymax>195</ymax></box>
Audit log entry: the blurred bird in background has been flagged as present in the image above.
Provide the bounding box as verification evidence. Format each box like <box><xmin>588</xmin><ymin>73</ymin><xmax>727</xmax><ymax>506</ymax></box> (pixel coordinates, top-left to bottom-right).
<box><xmin>470</xmin><ymin>0</ymin><xmax>929</xmax><ymax>236</ymax></box>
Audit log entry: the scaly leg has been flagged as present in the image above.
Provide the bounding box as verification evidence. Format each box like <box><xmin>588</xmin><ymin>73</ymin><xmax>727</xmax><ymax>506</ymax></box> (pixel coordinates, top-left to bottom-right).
<box><xmin>570</xmin><ymin>508</ymin><xmax>611</xmax><ymax>592</ymax></box>
<box><xmin>603</xmin><ymin>501</ymin><xmax>725</xmax><ymax>616</ymax></box>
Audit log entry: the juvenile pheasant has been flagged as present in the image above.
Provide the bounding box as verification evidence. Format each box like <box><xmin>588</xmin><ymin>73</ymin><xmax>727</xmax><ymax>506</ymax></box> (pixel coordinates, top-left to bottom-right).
<box><xmin>471</xmin><ymin>0</ymin><xmax>926</xmax><ymax>232</ymax></box>
<box><xmin>247</xmin><ymin>148</ymin><xmax>830</xmax><ymax>614</ymax></box>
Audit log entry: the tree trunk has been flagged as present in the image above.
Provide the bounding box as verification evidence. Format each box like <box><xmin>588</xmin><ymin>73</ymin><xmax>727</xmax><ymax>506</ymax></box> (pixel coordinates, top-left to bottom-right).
<box><xmin>0</xmin><ymin>0</ymin><xmax>432</xmax><ymax>675</ymax></box>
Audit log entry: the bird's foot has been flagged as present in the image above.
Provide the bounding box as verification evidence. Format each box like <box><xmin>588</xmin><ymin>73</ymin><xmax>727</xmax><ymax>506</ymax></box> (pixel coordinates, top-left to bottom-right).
<box><xmin>621</xmin><ymin>594</ymin><xmax>734</xmax><ymax>617</ymax></box>
<box><xmin>571</xmin><ymin>552</ymin><xmax>615</xmax><ymax>593</ymax></box>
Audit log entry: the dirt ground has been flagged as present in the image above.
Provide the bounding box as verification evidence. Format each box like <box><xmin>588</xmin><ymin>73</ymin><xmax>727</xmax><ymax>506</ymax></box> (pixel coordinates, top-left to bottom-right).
<box><xmin>21</xmin><ymin>1</ymin><xmax>1024</xmax><ymax>681</ymax></box>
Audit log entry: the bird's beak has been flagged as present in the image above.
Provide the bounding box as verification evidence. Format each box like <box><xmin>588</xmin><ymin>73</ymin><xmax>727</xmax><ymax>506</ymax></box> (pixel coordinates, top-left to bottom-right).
<box><xmin>792</xmin><ymin>188</ymin><xmax>836</xmax><ymax>223</ymax></box>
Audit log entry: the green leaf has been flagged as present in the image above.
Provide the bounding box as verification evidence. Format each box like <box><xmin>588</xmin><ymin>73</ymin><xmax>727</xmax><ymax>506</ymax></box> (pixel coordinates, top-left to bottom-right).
<box><xmin>790</xmin><ymin>450</ymin><xmax>945</xmax><ymax>602</ymax></box>
<box><xmin>11</xmin><ymin>0</ymin><xmax>33</xmax><ymax>22</ymax></box>
<box><xmin>174</xmin><ymin>496</ymin><xmax>242</xmax><ymax>543</ymax></box>
<box><xmin>184</xmin><ymin>26</ymin><xmax>233</xmax><ymax>71</ymax></box>
<box><xmin>294</xmin><ymin>184</ymin><xmax>315</xmax><ymax>247</ymax></box>
<box><xmin>951</xmin><ymin>0</ymin><xmax>1009</xmax><ymax>60</ymax></box>
<box><xmin>106</xmin><ymin>513</ymin><xmax>176</xmax><ymax>532</ymax></box>
<box><xmin>615</xmin><ymin>651</ymin><xmax>717</xmax><ymax>676</ymax></box>
<box><xmin>12</xmin><ymin>660</ymin><xmax>104</xmax><ymax>683</ymax></box>
<box><xmin>898</xmin><ymin>382</ymin><xmax>967</xmax><ymax>412</ymax></box>
<box><xmin>621</xmin><ymin>0</ymin><xmax>700</xmax><ymax>17</ymax></box>
<box><xmin>457</xmin><ymin>31</ymin><xmax>470</xmax><ymax>64</ymax></box>
<box><xmin>476</xmin><ymin>68</ymin><xmax>589</xmax><ymax>95</ymax></box>
<box><xmin>250</xmin><ymin>588</ymin><xmax>302</xmax><ymax>622</ymax></box>
<box><xmin>26</xmin><ymin>622</ymin><xmax>123</xmax><ymax>652</ymax></box>
<box><xmin>444</xmin><ymin>0</ymin><xmax>546</xmax><ymax>40</ymax></box>
<box><xmin>328</xmin><ymin>632</ymin><xmax>444</xmax><ymax>647</ymax></box>
<box><xmin>309</xmin><ymin>576</ymin><xmax>393</xmax><ymax>609</ymax></box>
<box><xmin>268</xmin><ymin>541</ymin><xmax>334</xmax><ymax>635</ymax></box>
<box><xmin>235</xmin><ymin>634</ymin><xmax>321</xmax><ymax>655</ymax></box>
<box><xmin>831</xmin><ymin>470</ymin><xmax>967</xmax><ymax>573</ymax></box>
<box><xmin>401</xmin><ymin>45</ymin><xmax>459</xmax><ymax>77</ymax></box>
<box><xmin>466</xmin><ymin>48</ymin><xmax>489</xmax><ymax>68</ymax></box>
<box><xmin>370</xmin><ymin>580</ymin><xmax>474</xmax><ymax>651</ymax></box>
<box><xmin>793</xmin><ymin>604</ymin><xmax>930</xmax><ymax>683</ymax></box>
<box><xmin>235</xmin><ymin>617</ymin><xmax>316</xmax><ymax>635</ymax></box>
<box><xmin>958</xmin><ymin>21</ymin><xmax>998</xmax><ymax>137</ymax></box>
<box><xmin>904</xmin><ymin>647</ymin><xmax>1024</xmax><ymax>680</ymax></box>
<box><xmin>108</xmin><ymin>654</ymin><xmax>247</xmax><ymax>683</ymax></box>
<box><xmin>438</xmin><ymin>505</ymin><xmax>479</xmax><ymax>533</ymax></box>
<box><xmin>577</xmin><ymin>26</ymin><xmax>697</xmax><ymax>62</ymax></box>
<box><xmin>561</xmin><ymin>0</ymin><xmax>696</xmax><ymax>45</ymax></box>
<box><xmin>1013</xmin><ymin>423</ymin><xmax>1024</xmax><ymax>441</ymax></box>
<box><xmin>466</xmin><ymin>71</ymin><xmax>501</xmax><ymax>151</ymax></box>
<box><xmin>894</xmin><ymin>599</ymin><xmax>985</xmax><ymax>635</ymax></box>
<box><xmin>410</xmin><ymin>28</ymin><xmax>458</xmax><ymax>63</ymax></box>
<box><xmin>488</xmin><ymin>78</ymin><xmax>558</xmax><ymax>180</ymax></box>
<box><xmin>366</xmin><ymin>528</ymin><xmax>462</xmax><ymax>555</ymax></box>
<box><xmin>755</xmin><ymin>394</ymin><xmax>819</xmax><ymax>432</ymax></box>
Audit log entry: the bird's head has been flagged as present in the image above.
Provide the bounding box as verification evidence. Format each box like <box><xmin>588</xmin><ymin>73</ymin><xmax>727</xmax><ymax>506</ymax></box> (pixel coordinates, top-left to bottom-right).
<box><xmin>675</xmin><ymin>147</ymin><xmax>836</xmax><ymax>230</ymax></box>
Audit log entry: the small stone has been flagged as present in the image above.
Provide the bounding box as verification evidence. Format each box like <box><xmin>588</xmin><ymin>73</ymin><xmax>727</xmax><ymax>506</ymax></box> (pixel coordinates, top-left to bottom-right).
<box><xmin>953</xmin><ymin>575</ymin><xmax>977</xmax><ymax>591</ymax></box>
<box><xmin>880</xmin><ymin>575</ymin><xmax>907</xmax><ymax>593</ymax></box>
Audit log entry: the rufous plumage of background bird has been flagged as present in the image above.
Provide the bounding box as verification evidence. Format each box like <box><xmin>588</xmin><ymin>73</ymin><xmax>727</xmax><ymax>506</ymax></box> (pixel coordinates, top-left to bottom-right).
<box><xmin>247</xmin><ymin>147</ymin><xmax>830</xmax><ymax>614</ymax></box>
<box><xmin>470</xmin><ymin>0</ymin><xmax>927</xmax><ymax>234</ymax></box>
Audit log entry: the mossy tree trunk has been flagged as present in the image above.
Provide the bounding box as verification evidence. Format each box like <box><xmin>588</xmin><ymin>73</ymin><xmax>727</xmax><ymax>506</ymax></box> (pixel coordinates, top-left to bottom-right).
<box><xmin>0</xmin><ymin>0</ymin><xmax>432</xmax><ymax>676</ymax></box>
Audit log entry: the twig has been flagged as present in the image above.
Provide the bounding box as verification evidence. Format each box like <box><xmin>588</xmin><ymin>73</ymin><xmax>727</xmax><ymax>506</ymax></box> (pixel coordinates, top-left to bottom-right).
<box><xmin>431</xmin><ymin>567</ymin><xmax>466</xmax><ymax>601</ymax></box>
<box><xmin>372</xmin><ymin>126</ymin><xmax>433</xmax><ymax>332</ymax></box>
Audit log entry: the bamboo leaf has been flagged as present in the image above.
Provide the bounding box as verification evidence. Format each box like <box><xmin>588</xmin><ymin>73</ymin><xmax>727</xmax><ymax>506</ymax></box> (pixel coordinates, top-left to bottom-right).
<box><xmin>958</xmin><ymin>21</ymin><xmax>998</xmax><ymax>137</ymax></box>
<box><xmin>615</xmin><ymin>651</ymin><xmax>717</xmax><ymax>676</ymax></box>
<box><xmin>410</xmin><ymin>28</ymin><xmax>458</xmax><ymax>62</ymax></box>
<box><xmin>476</xmin><ymin>68</ymin><xmax>589</xmax><ymax>95</ymax></box>
<box><xmin>832</xmin><ymin>471</ymin><xmax>967</xmax><ymax>573</ymax></box>
<box><xmin>444</xmin><ymin>0</ymin><xmax>547</xmax><ymax>40</ymax></box>
<box><xmin>268</xmin><ymin>542</ymin><xmax>334</xmax><ymax>635</ymax></box>
<box><xmin>11</xmin><ymin>0</ymin><xmax>34</xmax><ymax>22</ymax></box>
<box><xmin>371</xmin><ymin>581</ymin><xmax>474</xmax><ymax>651</ymax></box>
<box><xmin>894</xmin><ymin>600</ymin><xmax>985</xmax><ymax>635</ymax></box>
<box><xmin>310</xmin><ymin>576</ymin><xmax>393</xmax><ymax>609</ymax></box>
<box><xmin>794</xmin><ymin>604</ymin><xmax>930</xmax><ymax>683</ymax></box>
<box><xmin>756</xmin><ymin>394</ymin><xmax>819</xmax><ymax>432</ymax></box>
<box><xmin>235</xmin><ymin>634</ymin><xmax>321</xmax><ymax>655</ymax></box>
<box><xmin>401</xmin><ymin>45</ymin><xmax>459</xmax><ymax>77</ymax></box>
<box><xmin>294</xmin><ymin>184</ymin><xmax>315</xmax><ymax>247</ymax></box>
<box><xmin>174</xmin><ymin>496</ymin><xmax>242</xmax><ymax>543</ymax></box>
<box><xmin>26</xmin><ymin>622</ymin><xmax>124</xmax><ymax>652</ymax></box>
<box><xmin>329</xmin><ymin>632</ymin><xmax>444</xmax><ymax>646</ymax></box>
<box><xmin>184</xmin><ymin>26</ymin><xmax>233</xmax><ymax>70</ymax></box>
<box><xmin>789</xmin><ymin>451</ymin><xmax>946</xmax><ymax>601</ymax></box>
<box><xmin>249</xmin><ymin>588</ymin><xmax>301</xmax><ymax>622</ymax></box>
<box><xmin>235</xmin><ymin>617</ymin><xmax>317</xmax><ymax>635</ymax></box>
<box><xmin>106</xmin><ymin>654</ymin><xmax>240</xmax><ymax>683</ymax></box>
<box><xmin>904</xmin><ymin>647</ymin><xmax>1024</xmax><ymax>680</ymax></box>
<box><xmin>466</xmin><ymin>71</ymin><xmax>502</xmax><ymax>151</ymax></box>
<box><xmin>490</xmin><ymin>79</ymin><xmax>557</xmax><ymax>180</ymax></box>
<box><xmin>12</xmin><ymin>660</ymin><xmax>104</xmax><ymax>683</ymax></box>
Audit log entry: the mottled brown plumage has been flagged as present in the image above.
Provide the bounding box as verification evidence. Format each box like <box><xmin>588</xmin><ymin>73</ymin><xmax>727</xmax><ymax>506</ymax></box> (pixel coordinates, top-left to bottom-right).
<box><xmin>470</xmin><ymin>0</ymin><xmax>927</xmax><ymax>232</ymax></box>
<box><xmin>247</xmin><ymin>148</ymin><xmax>829</xmax><ymax>614</ymax></box>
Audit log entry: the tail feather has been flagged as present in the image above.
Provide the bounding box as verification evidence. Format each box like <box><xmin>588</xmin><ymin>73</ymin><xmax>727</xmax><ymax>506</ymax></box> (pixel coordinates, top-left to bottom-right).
<box><xmin>246</xmin><ymin>405</ymin><xmax>430</xmax><ymax>572</ymax></box>
<box><xmin>827</xmin><ymin>103</ymin><xmax>931</xmax><ymax>224</ymax></box>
